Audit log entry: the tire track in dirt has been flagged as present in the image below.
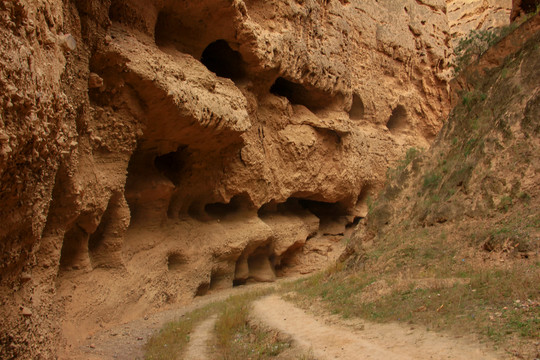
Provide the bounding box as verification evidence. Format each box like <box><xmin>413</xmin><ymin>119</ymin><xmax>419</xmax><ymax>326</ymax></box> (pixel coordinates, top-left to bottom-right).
<box><xmin>184</xmin><ymin>315</ymin><xmax>217</xmax><ymax>360</ymax></box>
<box><xmin>251</xmin><ymin>295</ymin><xmax>502</xmax><ymax>360</ymax></box>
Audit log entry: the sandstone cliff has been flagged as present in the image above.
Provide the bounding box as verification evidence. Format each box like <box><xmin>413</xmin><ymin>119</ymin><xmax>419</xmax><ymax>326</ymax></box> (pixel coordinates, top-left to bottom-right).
<box><xmin>0</xmin><ymin>0</ymin><xmax>452</xmax><ymax>358</ymax></box>
<box><xmin>446</xmin><ymin>0</ymin><xmax>512</xmax><ymax>46</ymax></box>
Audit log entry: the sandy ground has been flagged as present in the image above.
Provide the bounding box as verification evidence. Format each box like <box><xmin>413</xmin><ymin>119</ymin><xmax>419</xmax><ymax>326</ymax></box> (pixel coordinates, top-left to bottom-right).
<box><xmin>251</xmin><ymin>295</ymin><xmax>503</xmax><ymax>360</ymax></box>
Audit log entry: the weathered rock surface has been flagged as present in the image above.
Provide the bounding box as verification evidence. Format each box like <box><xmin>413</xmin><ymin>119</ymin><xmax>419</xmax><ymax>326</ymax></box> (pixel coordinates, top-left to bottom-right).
<box><xmin>0</xmin><ymin>0</ymin><xmax>452</xmax><ymax>358</ymax></box>
<box><xmin>447</xmin><ymin>0</ymin><xmax>512</xmax><ymax>46</ymax></box>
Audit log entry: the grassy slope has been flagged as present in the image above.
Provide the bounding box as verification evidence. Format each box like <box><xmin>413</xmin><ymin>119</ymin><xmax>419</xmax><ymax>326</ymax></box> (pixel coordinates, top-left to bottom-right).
<box><xmin>287</xmin><ymin>23</ymin><xmax>540</xmax><ymax>359</ymax></box>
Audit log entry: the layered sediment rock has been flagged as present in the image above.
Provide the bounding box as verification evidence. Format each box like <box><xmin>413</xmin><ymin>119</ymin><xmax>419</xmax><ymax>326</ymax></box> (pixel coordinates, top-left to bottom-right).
<box><xmin>0</xmin><ymin>0</ymin><xmax>451</xmax><ymax>357</ymax></box>
<box><xmin>446</xmin><ymin>0</ymin><xmax>512</xmax><ymax>46</ymax></box>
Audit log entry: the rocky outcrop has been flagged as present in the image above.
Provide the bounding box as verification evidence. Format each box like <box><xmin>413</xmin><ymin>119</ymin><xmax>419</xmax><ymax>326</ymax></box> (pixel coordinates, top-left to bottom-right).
<box><xmin>447</xmin><ymin>0</ymin><xmax>512</xmax><ymax>46</ymax></box>
<box><xmin>0</xmin><ymin>0</ymin><xmax>452</xmax><ymax>358</ymax></box>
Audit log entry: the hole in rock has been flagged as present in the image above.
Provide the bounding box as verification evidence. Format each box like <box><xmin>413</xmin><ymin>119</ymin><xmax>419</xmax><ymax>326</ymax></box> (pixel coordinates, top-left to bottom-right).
<box><xmin>209</xmin><ymin>271</ymin><xmax>230</xmax><ymax>291</ymax></box>
<box><xmin>154</xmin><ymin>6</ymin><xmax>238</xmax><ymax>59</ymax></box>
<box><xmin>346</xmin><ymin>216</ymin><xmax>364</xmax><ymax>229</ymax></box>
<box><xmin>275</xmin><ymin>243</ymin><xmax>304</xmax><ymax>277</ymax></box>
<box><xmin>200</xmin><ymin>40</ymin><xmax>246</xmax><ymax>80</ymax></box>
<box><xmin>386</xmin><ymin>105</ymin><xmax>408</xmax><ymax>133</ymax></box>
<box><xmin>233</xmin><ymin>243</ymin><xmax>276</xmax><ymax>285</ymax></box>
<box><xmin>349</xmin><ymin>94</ymin><xmax>365</xmax><ymax>120</ymax></box>
<box><xmin>355</xmin><ymin>184</ymin><xmax>372</xmax><ymax>217</ymax></box>
<box><xmin>258</xmin><ymin>198</ymin><xmax>305</xmax><ymax>217</ymax></box>
<box><xmin>88</xmin><ymin>193</ymin><xmax>125</xmax><ymax>269</ymax></box>
<box><xmin>125</xmin><ymin>149</ymin><xmax>176</xmax><ymax>224</ymax></box>
<box><xmin>194</xmin><ymin>269</ymin><xmax>232</xmax><ymax>295</ymax></box>
<box><xmin>195</xmin><ymin>282</ymin><xmax>210</xmax><ymax>296</ymax></box>
<box><xmin>154</xmin><ymin>146</ymin><xmax>188</xmax><ymax>186</ymax></box>
<box><xmin>257</xmin><ymin>200</ymin><xmax>279</xmax><ymax>217</ymax></box>
<box><xmin>316</xmin><ymin>127</ymin><xmax>342</xmax><ymax>146</ymax></box>
<box><xmin>296</xmin><ymin>199</ymin><xmax>348</xmax><ymax>220</ymax></box>
<box><xmin>187</xmin><ymin>201</ymin><xmax>206</xmax><ymax>220</ymax></box>
<box><xmin>167</xmin><ymin>252</ymin><xmax>187</xmax><ymax>271</ymax></box>
<box><xmin>296</xmin><ymin>198</ymin><xmax>350</xmax><ymax>235</ymax></box>
<box><xmin>59</xmin><ymin>224</ymin><xmax>90</xmax><ymax>271</ymax></box>
<box><xmin>205</xmin><ymin>193</ymin><xmax>255</xmax><ymax>219</ymax></box>
<box><xmin>270</xmin><ymin>77</ymin><xmax>331</xmax><ymax>112</ymax></box>
<box><xmin>155</xmin><ymin>11</ymin><xmax>199</xmax><ymax>56</ymax></box>
<box><xmin>232</xmin><ymin>278</ymin><xmax>246</xmax><ymax>287</ymax></box>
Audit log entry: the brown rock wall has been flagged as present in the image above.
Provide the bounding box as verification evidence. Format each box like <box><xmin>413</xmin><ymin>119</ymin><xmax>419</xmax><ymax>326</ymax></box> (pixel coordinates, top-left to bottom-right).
<box><xmin>0</xmin><ymin>0</ymin><xmax>452</xmax><ymax>357</ymax></box>
<box><xmin>447</xmin><ymin>0</ymin><xmax>512</xmax><ymax>46</ymax></box>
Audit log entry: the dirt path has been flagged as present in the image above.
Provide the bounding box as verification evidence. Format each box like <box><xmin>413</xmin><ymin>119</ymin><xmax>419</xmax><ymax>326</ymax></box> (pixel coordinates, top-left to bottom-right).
<box><xmin>183</xmin><ymin>315</ymin><xmax>217</xmax><ymax>360</ymax></box>
<box><xmin>72</xmin><ymin>280</ymin><xmax>294</xmax><ymax>360</ymax></box>
<box><xmin>251</xmin><ymin>295</ymin><xmax>502</xmax><ymax>360</ymax></box>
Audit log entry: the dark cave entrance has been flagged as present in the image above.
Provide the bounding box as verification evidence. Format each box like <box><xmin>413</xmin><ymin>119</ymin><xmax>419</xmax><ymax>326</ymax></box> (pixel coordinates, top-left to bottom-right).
<box><xmin>270</xmin><ymin>77</ymin><xmax>331</xmax><ymax>112</ymax></box>
<box><xmin>203</xmin><ymin>193</ymin><xmax>255</xmax><ymax>220</ymax></box>
<box><xmin>386</xmin><ymin>105</ymin><xmax>408</xmax><ymax>133</ymax></box>
<box><xmin>59</xmin><ymin>224</ymin><xmax>90</xmax><ymax>271</ymax></box>
<box><xmin>200</xmin><ymin>39</ymin><xmax>246</xmax><ymax>81</ymax></box>
<box><xmin>349</xmin><ymin>94</ymin><xmax>365</xmax><ymax>120</ymax></box>
<box><xmin>153</xmin><ymin>146</ymin><xmax>189</xmax><ymax>186</ymax></box>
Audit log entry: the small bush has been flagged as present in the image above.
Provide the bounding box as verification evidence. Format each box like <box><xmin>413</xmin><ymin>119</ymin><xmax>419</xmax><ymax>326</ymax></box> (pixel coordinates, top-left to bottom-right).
<box><xmin>422</xmin><ymin>172</ymin><xmax>441</xmax><ymax>190</ymax></box>
<box><xmin>453</xmin><ymin>29</ymin><xmax>499</xmax><ymax>74</ymax></box>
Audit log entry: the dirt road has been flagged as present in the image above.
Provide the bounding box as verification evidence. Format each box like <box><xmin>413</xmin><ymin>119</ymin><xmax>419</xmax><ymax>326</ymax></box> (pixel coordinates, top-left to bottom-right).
<box><xmin>251</xmin><ymin>295</ymin><xmax>502</xmax><ymax>360</ymax></box>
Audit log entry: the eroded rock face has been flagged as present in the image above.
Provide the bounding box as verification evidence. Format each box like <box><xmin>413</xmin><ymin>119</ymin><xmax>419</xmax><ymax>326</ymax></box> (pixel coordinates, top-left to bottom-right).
<box><xmin>447</xmin><ymin>0</ymin><xmax>512</xmax><ymax>46</ymax></box>
<box><xmin>0</xmin><ymin>0</ymin><xmax>451</xmax><ymax>357</ymax></box>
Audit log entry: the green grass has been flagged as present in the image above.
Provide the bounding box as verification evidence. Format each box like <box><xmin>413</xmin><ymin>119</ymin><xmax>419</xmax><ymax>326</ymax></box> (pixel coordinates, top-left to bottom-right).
<box><xmin>145</xmin><ymin>302</ymin><xmax>218</xmax><ymax>360</ymax></box>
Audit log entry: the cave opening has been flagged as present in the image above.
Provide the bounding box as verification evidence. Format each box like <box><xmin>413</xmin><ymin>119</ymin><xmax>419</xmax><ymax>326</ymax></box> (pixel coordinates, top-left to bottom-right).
<box><xmin>197</xmin><ymin>271</ymin><xmax>233</xmax><ymax>295</ymax></box>
<box><xmin>274</xmin><ymin>243</ymin><xmax>304</xmax><ymax>277</ymax></box>
<box><xmin>232</xmin><ymin>278</ymin><xmax>246</xmax><ymax>287</ymax></box>
<box><xmin>204</xmin><ymin>193</ymin><xmax>255</xmax><ymax>219</ymax></box>
<box><xmin>355</xmin><ymin>184</ymin><xmax>372</xmax><ymax>217</ymax></box>
<box><xmin>59</xmin><ymin>224</ymin><xmax>90</xmax><ymax>271</ymax></box>
<box><xmin>296</xmin><ymin>198</ymin><xmax>348</xmax><ymax>220</ymax></box>
<box><xmin>124</xmin><ymin>144</ymin><xmax>184</xmax><ymax>224</ymax></box>
<box><xmin>154</xmin><ymin>11</ymin><xmax>199</xmax><ymax>56</ymax></box>
<box><xmin>195</xmin><ymin>281</ymin><xmax>210</xmax><ymax>296</ymax></box>
<box><xmin>386</xmin><ymin>105</ymin><xmax>408</xmax><ymax>133</ymax></box>
<box><xmin>295</xmin><ymin>198</ymin><xmax>351</xmax><ymax>236</ymax></box>
<box><xmin>200</xmin><ymin>40</ymin><xmax>246</xmax><ymax>81</ymax></box>
<box><xmin>270</xmin><ymin>77</ymin><xmax>330</xmax><ymax>112</ymax></box>
<box><xmin>349</xmin><ymin>94</ymin><xmax>365</xmax><ymax>120</ymax></box>
<box><xmin>58</xmin><ymin>212</ymin><xmax>100</xmax><ymax>272</ymax></box>
<box><xmin>167</xmin><ymin>252</ymin><xmax>187</xmax><ymax>271</ymax></box>
<box><xmin>257</xmin><ymin>198</ymin><xmax>312</xmax><ymax>217</ymax></box>
<box><xmin>233</xmin><ymin>243</ymin><xmax>276</xmax><ymax>286</ymax></box>
<box><xmin>88</xmin><ymin>195</ymin><xmax>116</xmax><ymax>269</ymax></box>
<box><xmin>154</xmin><ymin>145</ymin><xmax>188</xmax><ymax>186</ymax></box>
